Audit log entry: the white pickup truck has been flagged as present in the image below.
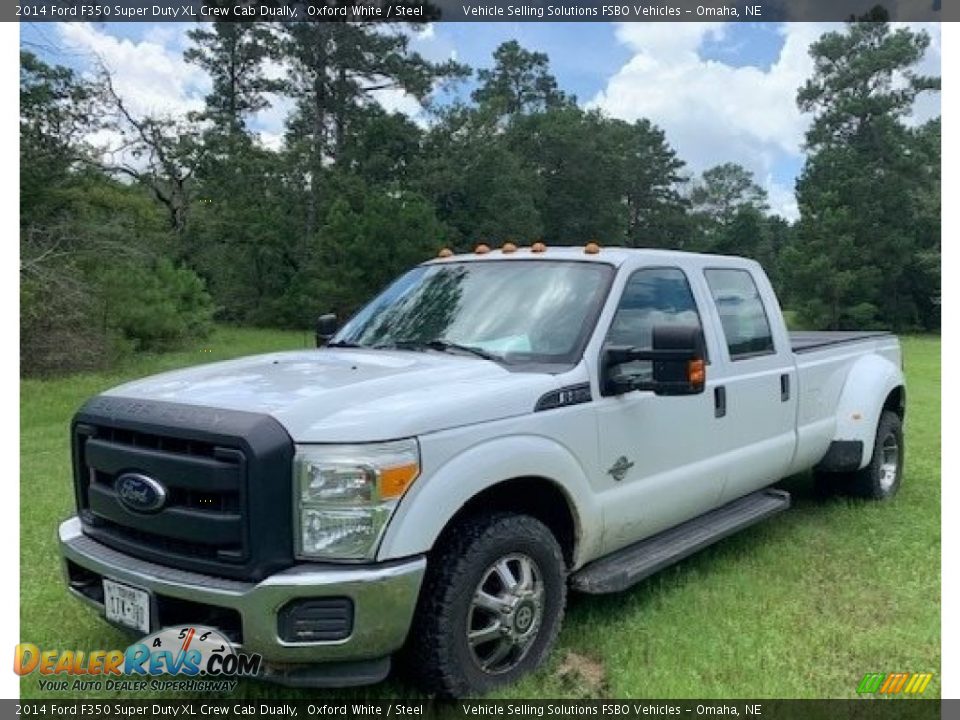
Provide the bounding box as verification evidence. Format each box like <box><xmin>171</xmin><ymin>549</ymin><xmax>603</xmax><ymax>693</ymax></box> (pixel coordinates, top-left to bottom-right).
<box><xmin>59</xmin><ymin>246</ymin><xmax>905</xmax><ymax>697</ymax></box>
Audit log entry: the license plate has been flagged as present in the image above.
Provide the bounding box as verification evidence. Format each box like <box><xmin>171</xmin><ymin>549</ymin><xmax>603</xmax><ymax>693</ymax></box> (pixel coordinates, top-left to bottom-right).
<box><xmin>103</xmin><ymin>579</ymin><xmax>150</xmax><ymax>634</ymax></box>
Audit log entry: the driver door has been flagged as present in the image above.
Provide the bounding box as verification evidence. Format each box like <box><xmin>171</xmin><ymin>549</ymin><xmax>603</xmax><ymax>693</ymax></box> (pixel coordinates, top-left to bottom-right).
<box><xmin>593</xmin><ymin>266</ymin><xmax>726</xmax><ymax>554</ymax></box>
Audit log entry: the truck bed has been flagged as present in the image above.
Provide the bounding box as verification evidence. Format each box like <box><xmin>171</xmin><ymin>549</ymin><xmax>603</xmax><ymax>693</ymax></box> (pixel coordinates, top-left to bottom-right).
<box><xmin>789</xmin><ymin>330</ymin><xmax>891</xmax><ymax>354</ymax></box>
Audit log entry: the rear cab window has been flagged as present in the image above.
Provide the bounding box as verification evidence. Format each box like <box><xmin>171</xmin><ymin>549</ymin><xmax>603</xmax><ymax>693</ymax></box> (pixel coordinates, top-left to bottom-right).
<box><xmin>703</xmin><ymin>268</ymin><xmax>775</xmax><ymax>360</ymax></box>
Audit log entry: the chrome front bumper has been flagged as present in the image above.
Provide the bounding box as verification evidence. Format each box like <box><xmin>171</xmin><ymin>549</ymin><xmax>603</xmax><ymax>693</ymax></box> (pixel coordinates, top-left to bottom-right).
<box><xmin>58</xmin><ymin>517</ymin><xmax>426</xmax><ymax>666</ymax></box>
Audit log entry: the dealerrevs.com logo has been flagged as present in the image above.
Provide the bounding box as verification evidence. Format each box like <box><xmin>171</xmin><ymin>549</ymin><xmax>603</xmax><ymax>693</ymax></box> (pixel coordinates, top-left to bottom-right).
<box><xmin>15</xmin><ymin>626</ymin><xmax>262</xmax><ymax>693</ymax></box>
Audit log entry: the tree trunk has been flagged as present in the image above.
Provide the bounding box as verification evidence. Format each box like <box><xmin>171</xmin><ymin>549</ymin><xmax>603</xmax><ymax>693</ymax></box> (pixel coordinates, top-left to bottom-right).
<box><xmin>305</xmin><ymin>25</ymin><xmax>328</xmax><ymax>244</ymax></box>
<box><xmin>334</xmin><ymin>66</ymin><xmax>347</xmax><ymax>161</ymax></box>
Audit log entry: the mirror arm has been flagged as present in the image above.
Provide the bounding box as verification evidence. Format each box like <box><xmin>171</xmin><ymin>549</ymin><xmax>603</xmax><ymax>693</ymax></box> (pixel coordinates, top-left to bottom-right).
<box><xmin>605</xmin><ymin>346</ymin><xmax>698</xmax><ymax>364</ymax></box>
<box><xmin>622</xmin><ymin>347</ymin><xmax>699</xmax><ymax>362</ymax></box>
<box><xmin>605</xmin><ymin>374</ymin><xmax>639</xmax><ymax>395</ymax></box>
<box><xmin>602</xmin><ymin>342</ymin><xmax>706</xmax><ymax>398</ymax></box>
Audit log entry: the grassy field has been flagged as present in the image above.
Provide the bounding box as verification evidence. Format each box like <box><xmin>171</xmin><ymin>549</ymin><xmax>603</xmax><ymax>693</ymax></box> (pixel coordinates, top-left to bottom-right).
<box><xmin>20</xmin><ymin>329</ymin><xmax>940</xmax><ymax>699</ymax></box>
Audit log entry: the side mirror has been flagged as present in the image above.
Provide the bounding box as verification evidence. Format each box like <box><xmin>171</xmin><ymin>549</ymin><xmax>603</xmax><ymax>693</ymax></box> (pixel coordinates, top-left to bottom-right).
<box><xmin>603</xmin><ymin>325</ymin><xmax>706</xmax><ymax>397</ymax></box>
<box><xmin>315</xmin><ymin>313</ymin><xmax>339</xmax><ymax>347</ymax></box>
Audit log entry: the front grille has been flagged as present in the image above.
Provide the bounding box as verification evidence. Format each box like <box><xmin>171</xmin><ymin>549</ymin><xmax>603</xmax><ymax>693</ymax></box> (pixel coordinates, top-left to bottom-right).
<box><xmin>77</xmin><ymin>425</ymin><xmax>248</xmax><ymax>564</ymax></box>
<box><xmin>72</xmin><ymin>396</ymin><xmax>295</xmax><ymax>581</ymax></box>
<box><xmin>91</xmin><ymin>519</ymin><xmax>229</xmax><ymax>560</ymax></box>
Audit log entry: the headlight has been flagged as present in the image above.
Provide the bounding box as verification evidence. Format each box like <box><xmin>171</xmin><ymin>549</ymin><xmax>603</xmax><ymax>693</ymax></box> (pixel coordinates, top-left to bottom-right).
<box><xmin>294</xmin><ymin>439</ymin><xmax>420</xmax><ymax>560</ymax></box>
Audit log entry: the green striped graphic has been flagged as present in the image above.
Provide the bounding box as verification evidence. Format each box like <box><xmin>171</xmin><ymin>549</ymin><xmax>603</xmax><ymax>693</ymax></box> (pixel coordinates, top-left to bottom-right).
<box><xmin>857</xmin><ymin>673</ymin><xmax>886</xmax><ymax>694</ymax></box>
<box><xmin>857</xmin><ymin>672</ymin><xmax>933</xmax><ymax>695</ymax></box>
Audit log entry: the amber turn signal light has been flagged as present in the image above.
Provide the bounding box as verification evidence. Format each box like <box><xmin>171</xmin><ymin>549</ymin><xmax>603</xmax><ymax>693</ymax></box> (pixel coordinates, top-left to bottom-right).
<box><xmin>380</xmin><ymin>463</ymin><xmax>420</xmax><ymax>500</ymax></box>
<box><xmin>687</xmin><ymin>359</ymin><xmax>706</xmax><ymax>386</ymax></box>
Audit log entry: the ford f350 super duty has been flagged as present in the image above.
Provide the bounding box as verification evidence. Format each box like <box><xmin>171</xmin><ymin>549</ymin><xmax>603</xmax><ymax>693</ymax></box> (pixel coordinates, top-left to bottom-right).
<box><xmin>59</xmin><ymin>246</ymin><xmax>905</xmax><ymax>696</ymax></box>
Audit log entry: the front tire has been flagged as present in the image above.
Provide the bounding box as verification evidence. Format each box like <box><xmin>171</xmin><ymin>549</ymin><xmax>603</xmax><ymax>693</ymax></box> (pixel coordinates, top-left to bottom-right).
<box><xmin>403</xmin><ymin>512</ymin><xmax>566</xmax><ymax>697</ymax></box>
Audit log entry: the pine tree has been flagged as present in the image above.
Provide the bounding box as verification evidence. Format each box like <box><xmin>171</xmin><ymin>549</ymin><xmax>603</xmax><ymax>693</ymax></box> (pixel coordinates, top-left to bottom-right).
<box><xmin>785</xmin><ymin>10</ymin><xmax>940</xmax><ymax>330</ymax></box>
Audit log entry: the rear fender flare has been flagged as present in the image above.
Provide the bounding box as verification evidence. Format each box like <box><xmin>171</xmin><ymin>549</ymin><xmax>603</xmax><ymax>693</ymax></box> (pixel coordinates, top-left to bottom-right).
<box><xmin>832</xmin><ymin>354</ymin><xmax>905</xmax><ymax>468</ymax></box>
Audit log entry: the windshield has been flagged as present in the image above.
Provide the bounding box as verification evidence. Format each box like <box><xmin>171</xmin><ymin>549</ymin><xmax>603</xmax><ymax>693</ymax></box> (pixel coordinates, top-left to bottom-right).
<box><xmin>333</xmin><ymin>260</ymin><xmax>614</xmax><ymax>365</ymax></box>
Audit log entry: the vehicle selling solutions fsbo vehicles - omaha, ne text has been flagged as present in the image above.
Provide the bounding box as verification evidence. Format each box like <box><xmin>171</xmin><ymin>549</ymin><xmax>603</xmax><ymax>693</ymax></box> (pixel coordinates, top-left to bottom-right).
<box><xmin>59</xmin><ymin>245</ymin><xmax>906</xmax><ymax>696</ymax></box>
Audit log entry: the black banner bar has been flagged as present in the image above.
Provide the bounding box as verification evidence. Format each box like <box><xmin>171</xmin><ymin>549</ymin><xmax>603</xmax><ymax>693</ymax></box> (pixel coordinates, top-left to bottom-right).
<box><xmin>1</xmin><ymin>700</ymin><xmax>949</xmax><ymax>720</ymax></box>
<box><xmin>7</xmin><ymin>0</ymin><xmax>950</xmax><ymax>23</ymax></box>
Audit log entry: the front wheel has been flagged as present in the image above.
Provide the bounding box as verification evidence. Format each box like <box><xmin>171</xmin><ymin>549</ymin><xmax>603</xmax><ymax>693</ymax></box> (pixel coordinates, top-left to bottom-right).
<box><xmin>403</xmin><ymin>512</ymin><xmax>566</xmax><ymax>697</ymax></box>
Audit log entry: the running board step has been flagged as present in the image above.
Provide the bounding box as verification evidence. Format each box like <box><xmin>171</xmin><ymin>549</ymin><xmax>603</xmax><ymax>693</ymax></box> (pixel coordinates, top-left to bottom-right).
<box><xmin>570</xmin><ymin>489</ymin><xmax>791</xmax><ymax>594</ymax></box>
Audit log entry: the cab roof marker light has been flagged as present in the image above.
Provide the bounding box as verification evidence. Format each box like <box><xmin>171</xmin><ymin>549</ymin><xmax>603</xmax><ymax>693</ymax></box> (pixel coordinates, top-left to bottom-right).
<box><xmin>501</xmin><ymin>242</ymin><xmax>518</xmax><ymax>254</ymax></box>
<box><xmin>531</xmin><ymin>242</ymin><xmax>547</xmax><ymax>253</ymax></box>
<box><xmin>438</xmin><ymin>248</ymin><xmax>454</xmax><ymax>258</ymax></box>
<box><xmin>585</xmin><ymin>241</ymin><xmax>601</xmax><ymax>255</ymax></box>
<box><xmin>475</xmin><ymin>244</ymin><xmax>491</xmax><ymax>255</ymax></box>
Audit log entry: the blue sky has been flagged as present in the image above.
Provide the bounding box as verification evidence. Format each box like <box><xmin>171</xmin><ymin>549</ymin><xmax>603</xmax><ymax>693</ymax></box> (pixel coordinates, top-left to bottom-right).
<box><xmin>21</xmin><ymin>21</ymin><xmax>941</xmax><ymax>219</ymax></box>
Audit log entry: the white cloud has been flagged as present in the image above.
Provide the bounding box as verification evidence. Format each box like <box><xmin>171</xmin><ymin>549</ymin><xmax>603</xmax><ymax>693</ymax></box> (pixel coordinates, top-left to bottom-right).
<box><xmin>589</xmin><ymin>22</ymin><xmax>830</xmax><ymax>221</ymax></box>
<box><xmin>613</xmin><ymin>22</ymin><xmax>730</xmax><ymax>61</ymax></box>
<box><xmin>54</xmin><ymin>23</ymin><xmax>210</xmax><ymax>173</ymax></box>
<box><xmin>56</xmin><ymin>23</ymin><xmax>445</xmax><ymax>143</ymax></box>
<box><xmin>372</xmin><ymin>86</ymin><xmax>431</xmax><ymax>126</ymax></box>
<box><xmin>57</xmin><ymin>22</ymin><xmax>208</xmax><ymax>119</ymax></box>
<box><xmin>406</xmin><ymin>21</ymin><xmax>460</xmax><ymax>64</ymax></box>
<box><xmin>765</xmin><ymin>174</ymin><xmax>800</xmax><ymax>221</ymax></box>
<box><xmin>250</xmin><ymin>91</ymin><xmax>294</xmax><ymax>138</ymax></box>
<box><xmin>589</xmin><ymin>21</ymin><xmax>940</xmax><ymax>222</ymax></box>
<box><xmin>257</xmin><ymin>131</ymin><xmax>285</xmax><ymax>152</ymax></box>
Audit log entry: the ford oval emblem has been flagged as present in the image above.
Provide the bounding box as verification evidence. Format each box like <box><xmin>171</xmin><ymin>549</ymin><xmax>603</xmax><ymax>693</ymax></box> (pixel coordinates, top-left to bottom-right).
<box><xmin>115</xmin><ymin>473</ymin><xmax>167</xmax><ymax>514</ymax></box>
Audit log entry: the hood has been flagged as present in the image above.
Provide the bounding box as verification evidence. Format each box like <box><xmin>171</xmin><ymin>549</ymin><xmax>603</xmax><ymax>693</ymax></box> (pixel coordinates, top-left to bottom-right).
<box><xmin>102</xmin><ymin>348</ymin><xmax>562</xmax><ymax>442</ymax></box>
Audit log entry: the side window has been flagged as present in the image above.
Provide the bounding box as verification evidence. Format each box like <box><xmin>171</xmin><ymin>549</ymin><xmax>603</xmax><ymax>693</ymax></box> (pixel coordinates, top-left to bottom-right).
<box><xmin>604</xmin><ymin>267</ymin><xmax>704</xmax><ymax>381</ymax></box>
<box><xmin>704</xmin><ymin>268</ymin><xmax>775</xmax><ymax>359</ymax></box>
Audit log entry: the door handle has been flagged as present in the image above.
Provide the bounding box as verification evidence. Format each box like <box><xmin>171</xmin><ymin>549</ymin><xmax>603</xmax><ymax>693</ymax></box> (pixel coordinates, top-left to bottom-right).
<box><xmin>714</xmin><ymin>386</ymin><xmax>726</xmax><ymax>418</ymax></box>
<box><xmin>780</xmin><ymin>374</ymin><xmax>790</xmax><ymax>402</ymax></box>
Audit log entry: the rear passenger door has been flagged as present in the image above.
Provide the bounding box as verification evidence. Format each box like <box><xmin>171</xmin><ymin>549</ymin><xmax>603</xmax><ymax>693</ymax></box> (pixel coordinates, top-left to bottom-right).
<box><xmin>701</xmin><ymin>267</ymin><xmax>798</xmax><ymax>503</ymax></box>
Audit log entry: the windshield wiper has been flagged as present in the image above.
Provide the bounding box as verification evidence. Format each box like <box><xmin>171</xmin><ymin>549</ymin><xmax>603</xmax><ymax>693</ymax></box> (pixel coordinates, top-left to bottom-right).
<box><xmin>375</xmin><ymin>339</ymin><xmax>503</xmax><ymax>362</ymax></box>
<box><xmin>428</xmin><ymin>339</ymin><xmax>503</xmax><ymax>362</ymax></box>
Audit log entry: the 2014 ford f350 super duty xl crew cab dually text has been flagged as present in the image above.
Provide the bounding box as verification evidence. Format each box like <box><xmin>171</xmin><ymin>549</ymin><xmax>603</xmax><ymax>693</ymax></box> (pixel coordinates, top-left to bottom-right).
<box><xmin>58</xmin><ymin>246</ymin><xmax>906</xmax><ymax>697</ymax></box>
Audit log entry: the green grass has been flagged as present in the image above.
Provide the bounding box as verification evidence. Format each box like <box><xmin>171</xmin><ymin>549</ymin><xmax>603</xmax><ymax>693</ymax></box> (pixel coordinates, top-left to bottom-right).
<box><xmin>20</xmin><ymin>330</ymin><xmax>940</xmax><ymax>699</ymax></box>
